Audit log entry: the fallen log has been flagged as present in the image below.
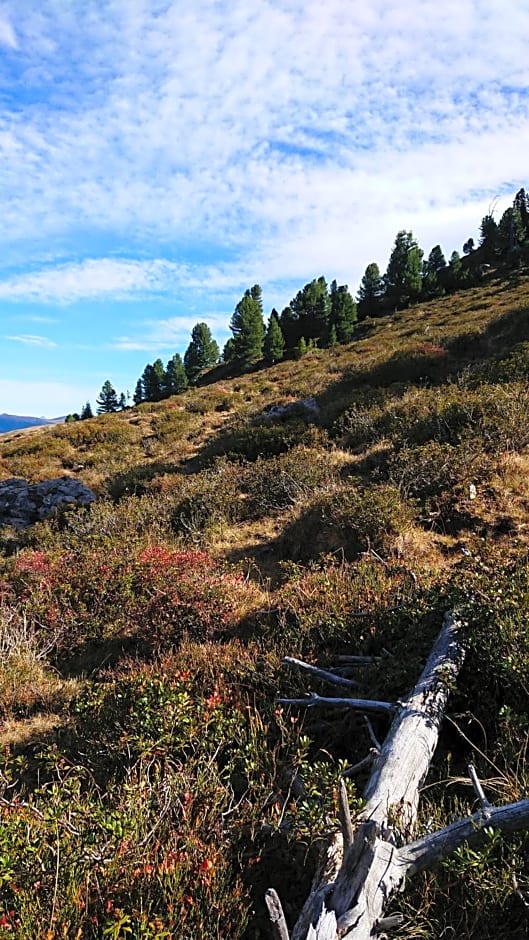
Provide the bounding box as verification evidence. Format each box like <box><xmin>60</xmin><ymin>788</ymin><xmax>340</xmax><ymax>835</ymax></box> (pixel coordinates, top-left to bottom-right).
<box><xmin>267</xmin><ymin>611</ymin><xmax>529</xmax><ymax>939</ymax></box>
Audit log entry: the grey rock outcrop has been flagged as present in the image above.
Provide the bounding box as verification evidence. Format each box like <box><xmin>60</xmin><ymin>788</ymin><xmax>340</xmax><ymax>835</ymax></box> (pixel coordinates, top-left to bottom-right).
<box><xmin>0</xmin><ymin>477</ymin><xmax>96</xmax><ymax>529</ymax></box>
<box><xmin>263</xmin><ymin>397</ymin><xmax>320</xmax><ymax>423</ymax></box>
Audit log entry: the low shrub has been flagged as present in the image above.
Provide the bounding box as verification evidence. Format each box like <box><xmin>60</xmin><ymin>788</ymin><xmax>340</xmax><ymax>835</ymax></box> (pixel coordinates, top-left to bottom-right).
<box><xmin>1</xmin><ymin>544</ymin><xmax>261</xmax><ymax>659</ymax></box>
<box><xmin>280</xmin><ymin>483</ymin><xmax>415</xmax><ymax>563</ymax></box>
<box><xmin>240</xmin><ymin>446</ymin><xmax>337</xmax><ymax>517</ymax></box>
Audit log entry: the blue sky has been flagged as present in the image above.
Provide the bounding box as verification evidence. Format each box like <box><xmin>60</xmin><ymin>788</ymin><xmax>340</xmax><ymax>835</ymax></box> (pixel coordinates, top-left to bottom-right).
<box><xmin>0</xmin><ymin>1</ymin><xmax>528</xmax><ymax>417</ymax></box>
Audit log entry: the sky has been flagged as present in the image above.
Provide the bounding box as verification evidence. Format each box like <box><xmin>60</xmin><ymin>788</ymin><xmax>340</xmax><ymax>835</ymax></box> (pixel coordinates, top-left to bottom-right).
<box><xmin>0</xmin><ymin>1</ymin><xmax>528</xmax><ymax>417</ymax></box>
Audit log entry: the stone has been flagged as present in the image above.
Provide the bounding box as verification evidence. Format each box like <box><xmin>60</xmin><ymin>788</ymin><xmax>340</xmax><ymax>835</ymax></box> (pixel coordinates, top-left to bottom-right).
<box><xmin>263</xmin><ymin>397</ymin><xmax>320</xmax><ymax>423</ymax></box>
<box><xmin>0</xmin><ymin>476</ymin><xmax>96</xmax><ymax>529</ymax></box>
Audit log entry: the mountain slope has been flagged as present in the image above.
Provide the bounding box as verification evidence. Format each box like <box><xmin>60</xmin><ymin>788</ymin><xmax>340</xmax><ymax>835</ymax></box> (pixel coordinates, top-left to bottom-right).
<box><xmin>0</xmin><ymin>271</ymin><xmax>528</xmax><ymax>938</ymax></box>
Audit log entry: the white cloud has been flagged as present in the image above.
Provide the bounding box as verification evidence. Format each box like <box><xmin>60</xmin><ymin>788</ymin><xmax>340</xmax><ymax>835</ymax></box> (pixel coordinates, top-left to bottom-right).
<box><xmin>0</xmin><ymin>259</ymin><xmax>187</xmax><ymax>303</ymax></box>
<box><xmin>6</xmin><ymin>333</ymin><xmax>56</xmax><ymax>347</ymax></box>
<box><xmin>0</xmin><ymin>13</ymin><xmax>16</xmax><ymax>49</ymax></box>
<box><xmin>113</xmin><ymin>313</ymin><xmax>232</xmax><ymax>352</ymax></box>
<box><xmin>0</xmin><ymin>0</ymin><xmax>527</xmax><ymax>355</ymax></box>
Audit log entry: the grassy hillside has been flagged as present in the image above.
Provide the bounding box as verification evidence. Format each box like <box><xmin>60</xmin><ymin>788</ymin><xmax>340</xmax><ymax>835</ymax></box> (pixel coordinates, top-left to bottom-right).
<box><xmin>1</xmin><ymin>271</ymin><xmax>529</xmax><ymax>938</ymax></box>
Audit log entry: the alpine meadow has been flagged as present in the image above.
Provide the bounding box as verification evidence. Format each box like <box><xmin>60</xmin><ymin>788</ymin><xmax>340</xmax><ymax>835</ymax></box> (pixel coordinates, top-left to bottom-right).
<box><xmin>2</xmin><ymin>201</ymin><xmax>529</xmax><ymax>938</ymax></box>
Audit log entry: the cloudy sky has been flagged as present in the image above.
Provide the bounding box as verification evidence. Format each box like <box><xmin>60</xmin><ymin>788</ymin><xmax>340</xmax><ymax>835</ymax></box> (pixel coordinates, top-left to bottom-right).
<box><xmin>0</xmin><ymin>0</ymin><xmax>528</xmax><ymax>416</ymax></box>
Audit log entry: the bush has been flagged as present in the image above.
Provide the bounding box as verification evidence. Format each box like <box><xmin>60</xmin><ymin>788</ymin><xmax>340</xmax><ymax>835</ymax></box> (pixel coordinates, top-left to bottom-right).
<box><xmin>280</xmin><ymin>483</ymin><xmax>414</xmax><ymax>563</ymax></box>
<box><xmin>240</xmin><ymin>446</ymin><xmax>337</xmax><ymax>517</ymax></box>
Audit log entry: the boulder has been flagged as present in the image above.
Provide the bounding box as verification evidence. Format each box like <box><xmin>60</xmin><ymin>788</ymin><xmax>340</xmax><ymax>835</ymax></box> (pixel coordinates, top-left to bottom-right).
<box><xmin>263</xmin><ymin>397</ymin><xmax>320</xmax><ymax>423</ymax></box>
<box><xmin>0</xmin><ymin>477</ymin><xmax>96</xmax><ymax>529</ymax></box>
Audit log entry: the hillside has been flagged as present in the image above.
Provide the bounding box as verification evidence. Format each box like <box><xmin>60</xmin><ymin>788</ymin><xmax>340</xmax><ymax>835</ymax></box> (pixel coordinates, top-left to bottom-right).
<box><xmin>1</xmin><ymin>271</ymin><xmax>529</xmax><ymax>938</ymax></box>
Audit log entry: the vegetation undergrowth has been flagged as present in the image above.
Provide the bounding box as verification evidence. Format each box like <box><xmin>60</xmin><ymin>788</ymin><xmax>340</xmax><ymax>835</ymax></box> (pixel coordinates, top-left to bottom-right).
<box><xmin>1</xmin><ymin>273</ymin><xmax>529</xmax><ymax>937</ymax></box>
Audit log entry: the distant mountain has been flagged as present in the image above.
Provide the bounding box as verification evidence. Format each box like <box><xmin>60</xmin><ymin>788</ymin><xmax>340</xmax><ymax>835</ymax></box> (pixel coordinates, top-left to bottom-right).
<box><xmin>0</xmin><ymin>413</ymin><xmax>63</xmax><ymax>434</ymax></box>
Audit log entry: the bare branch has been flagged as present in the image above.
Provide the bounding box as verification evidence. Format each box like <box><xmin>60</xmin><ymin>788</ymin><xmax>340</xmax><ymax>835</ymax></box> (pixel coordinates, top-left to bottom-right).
<box><xmin>338</xmin><ymin>779</ymin><xmax>354</xmax><ymax>851</ymax></box>
<box><xmin>341</xmin><ymin>751</ymin><xmax>377</xmax><ymax>779</ymax></box>
<box><xmin>400</xmin><ymin>799</ymin><xmax>529</xmax><ymax>875</ymax></box>
<box><xmin>283</xmin><ymin>657</ymin><xmax>360</xmax><ymax>689</ymax></box>
<box><xmin>276</xmin><ymin>693</ymin><xmax>395</xmax><ymax>715</ymax></box>
<box><xmin>468</xmin><ymin>763</ymin><xmax>492</xmax><ymax>818</ymax></box>
<box><xmin>265</xmin><ymin>889</ymin><xmax>291</xmax><ymax>940</ymax></box>
<box><xmin>364</xmin><ymin>716</ymin><xmax>382</xmax><ymax>752</ymax></box>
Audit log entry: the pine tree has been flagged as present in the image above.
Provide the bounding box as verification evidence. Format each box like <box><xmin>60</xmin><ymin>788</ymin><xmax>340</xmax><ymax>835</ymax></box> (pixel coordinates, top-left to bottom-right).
<box><xmin>329</xmin><ymin>280</ymin><xmax>357</xmax><ymax>343</ymax></box>
<box><xmin>96</xmin><ymin>380</ymin><xmax>119</xmax><ymax>414</ymax></box>
<box><xmin>229</xmin><ymin>285</ymin><xmax>265</xmax><ymax>369</ymax></box>
<box><xmin>164</xmin><ymin>353</ymin><xmax>188</xmax><ymax>395</ymax></box>
<box><xmin>278</xmin><ymin>305</ymin><xmax>299</xmax><ymax>349</ymax></box>
<box><xmin>133</xmin><ymin>379</ymin><xmax>144</xmax><ymax>406</ymax></box>
<box><xmin>479</xmin><ymin>214</ymin><xmax>499</xmax><ymax>262</ymax></box>
<box><xmin>222</xmin><ymin>337</ymin><xmax>237</xmax><ymax>364</ymax></box>
<box><xmin>445</xmin><ymin>250</ymin><xmax>466</xmax><ymax>291</ymax></box>
<box><xmin>497</xmin><ymin>206</ymin><xmax>526</xmax><ymax>260</ymax></box>
<box><xmin>290</xmin><ymin>277</ymin><xmax>330</xmax><ymax>343</ymax></box>
<box><xmin>141</xmin><ymin>359</ymin><xmax>165</xmax><ymax>402</ymax></box>
<box><xmin>80</xmin><ymin>401</ymin><xmax>93</xmax><ymax>419</ymax></box>
<box><xmin>118</xmin><ymin>392</ymin><xmax>127</xmax><ymax>411</ymax></box>
<box><xmin>357</xmin><ymin>262</ymin><xmax>384</xmax><ymax>318</ymax></box>
<box><xmin>383</xmin><ymin>231</ymin><xmax>424</xmax><ymax>309</ymax></box>
<box><xmin>184</xmin><ymin>323</ymin><xmax>220</xmax><ymax>384</ymax></box>
<box><xmin>263</xmin><ymin>310</ymin><xmax>285</xmax><ymax>364</ymax></box>
<box><xmin>422</xmin><ymin>245</ymin><xmax>447</xmax><ymax>299</ymax></box>
<box><xmin>513</xmin><ymin>188</ymin><xmax>529</xmax><ymax>237</ymax></box>
<box><xmin>295</xmin><ymin>336</ymin><xmax>308</xmax><ymax>358</ymax></box>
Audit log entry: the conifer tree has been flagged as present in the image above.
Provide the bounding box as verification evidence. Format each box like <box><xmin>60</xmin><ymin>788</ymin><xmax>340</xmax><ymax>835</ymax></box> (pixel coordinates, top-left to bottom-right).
<box><xmin>263</xmin><ymin>310</ymin><xmax>285</xmax><ymax>364</ymax></box>
<box><xmin>357</xmin><ymin>262</ymin><xmax>384</xmax><ymax>318</ymax></box>
<box><xmin>80</xmin><ymin>401</ymin><xmax>93</xmax><ymax>419</ymax></box>
<box><xmin>445</xmin><ymin>250</ymin><xmax>466</xmax><ymax>291</ymax></box>
<box><xmin>479</xmin><ymin>214</ymin><xmax>499</xmax><ymax>262</ymax></box>
<box><xmin>290</xmin><ymin>277</ymin><xmax>330</xmax><ymax>342</ymax></box>
<box><xmin>329</xmin><ymin>280</ymin><xmax>357</xmax><ymax>343</ymax></box>
<box><xmin>383</xmin><ymin>231</ymin><xmax>423</xmax><ymax>309</ymax></box>
<box><xmin>141</xmin><ymin>359</ymin><xmax>165</xmax><ymax>402</ymax></box>
<box><xmin>422</xmin><ymin>245</ymin><xmax>447</xmax><ymax>299</ymax></box>
<box><xmin>513</xmin><ymin>188</ymin><xmax>529</xmax><ymax>237</ymax></box>
<box><xmin>278</xmin><ymin>305</ymin><xmax>299</xmax><ymax>350</ymax></box>
<box><xmin>164</xmin><ymin>353</ymin><xmax>188</xmax><ymax>395</ymax></box>
<box><xmin>96</xmin><ymin>380</ymin><xmax>119</xmax><ymax>414</ymax></box>
<box><xmin>229</xmin><ymin>285</ymin><xmax>265</xmax><ymax>369</ymax></box>
<box><xmin>184</xmin><ymin>323</ymin><xmax>219</xmax><ymax>384</ymax></box>
<box><xmin>133</xmin><ymin>379</ymin><xmax>144</xmax><ymax>406</ymax></box>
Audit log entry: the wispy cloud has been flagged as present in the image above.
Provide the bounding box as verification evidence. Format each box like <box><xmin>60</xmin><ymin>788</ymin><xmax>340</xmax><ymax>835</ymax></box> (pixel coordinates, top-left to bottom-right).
<box><xmin>0</xmin><ymin>1</ymin><xmax>528</xmax><ymax>416</ymax></box>
<box><xmin>6</xmin><ymin>333</ymin><xmax>57</xmax><ymax>347</ymax></box>
<box><xmin>113</xmin><ymin>313</ymin><xmax>231</xmax><ymax>353</ymax></box>
<box><xmin>0</xmin><ymin>13</ymin><xmax>16</xmax><ymax>49</ymax></box>
<box><xmin>0</xmin><ymin>0</ymin><xmax>527</xmax><ymax>277</ymax></box>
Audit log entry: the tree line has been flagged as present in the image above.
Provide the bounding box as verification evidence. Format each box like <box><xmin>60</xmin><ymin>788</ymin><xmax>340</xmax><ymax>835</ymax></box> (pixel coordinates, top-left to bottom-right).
<box><xmin>71</xmin><ymin>187</ymin><xmax>529</xmax><ymax>417</ymax></box>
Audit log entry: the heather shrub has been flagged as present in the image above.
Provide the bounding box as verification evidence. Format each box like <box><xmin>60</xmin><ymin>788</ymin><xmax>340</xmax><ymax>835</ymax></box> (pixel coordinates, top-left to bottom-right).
<box><xmin>240</xmin><ymin>446</ymin><xmax>337</xmax><ymax>517</ymax></box>
<box><xmin>200</xmin><ymin>418</ymin><xmax>327</xmax><ymax>463</ymax></box>
<box><xmin>388</xmin><ymin>440</ymin><xmax>491</xmax><ymax>531</ymax></box>
<box><xmin>272</xmin><ymin>557</ymin><xmax>417</xmax><ymax>653</ymax></box>
<box><xmin>169</xmin><ymin>462</ymin><xmax>243</xmax><ymax>539</ymax></box>
<box><xmin>280</xmin><ymin>483</ymin><xmax>414</xmax><ymax>562</ymax></box>
<box><xmin>1</xmin><ymin>544</ymin><xmax>259</xmax><ymax>659</ymax></box>
<box><xmin>0</xmin><ymin>605</ymin><xmax>72</xmax><ymax>719</ymax></box>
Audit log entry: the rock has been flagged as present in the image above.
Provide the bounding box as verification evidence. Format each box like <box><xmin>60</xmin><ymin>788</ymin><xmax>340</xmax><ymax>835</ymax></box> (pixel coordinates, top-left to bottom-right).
<box><xmin>0</xmin><ymin>476</ymin><xmax>96</xmax><ymax>529</ymax></box>
<box><xmin>263</xmin><ymin>397</ymin><xmax>320</xmax><ymax>423</ymax></box>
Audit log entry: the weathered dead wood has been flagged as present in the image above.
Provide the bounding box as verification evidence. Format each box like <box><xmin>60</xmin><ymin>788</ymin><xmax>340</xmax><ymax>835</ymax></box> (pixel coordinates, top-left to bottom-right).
<box><xmin>269</xmin><ymin>611</ymin><xmax>529</xmax><ymax>939</ymax></box>
<box><xmin>400</xmin><ymin>798</ymin><xmax>529</xmax><ymax>875</ymax></box>
<box><xmin>265</xmin><ymin>889</ymin><xmax>291</xmax><ymax>940</ymax></box>
<box><xmin>283</xmin><ymin>657</ymin><xmax>360</xmax><ymax>689</ymax></box>
<box><xmin>275</xmin><ymin>612</ymin><xmax>467</xmax><ymax>939</ymax></box>
<box><xmin>276</xmin><ymin>693</ymin><xmax>395</xmax><ymax>715</ymax></box>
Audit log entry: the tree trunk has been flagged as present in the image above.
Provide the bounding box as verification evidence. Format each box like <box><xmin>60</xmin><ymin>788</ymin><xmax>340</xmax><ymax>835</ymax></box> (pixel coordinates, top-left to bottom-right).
<box><xmin>267</xmin><ymin>611</ymin><xmax>529</xmax><ymax>938</ymax></box>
